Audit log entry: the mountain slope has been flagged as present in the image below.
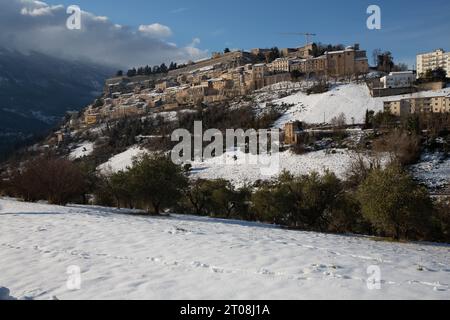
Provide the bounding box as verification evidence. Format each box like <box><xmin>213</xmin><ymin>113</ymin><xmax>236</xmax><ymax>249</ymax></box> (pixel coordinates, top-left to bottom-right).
<box><xmin>0</xmin><ymin>48</ymin><xmax>113</xmax><ymax>157</ymax></box>
<box><xmin>0</xmin><ymin>198</ymin><xmax>448</xmax><ymax>300</ymax></box>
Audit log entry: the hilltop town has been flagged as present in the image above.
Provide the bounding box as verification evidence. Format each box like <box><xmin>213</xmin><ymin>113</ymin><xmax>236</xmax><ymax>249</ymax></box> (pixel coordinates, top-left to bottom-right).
<box><xmin>57</xmin><ymin>43</ymin><xmax>449</xmax><ymax>132</ymax></box>
<box><xmin>6</xmin><ymin>43</ymin><xmax>448</xmax><ymax>195</ymax></box>
<box><xmin>81</xmin><ymin>43</ymin><xmax>371</xmax><ymax>125</ymax></box>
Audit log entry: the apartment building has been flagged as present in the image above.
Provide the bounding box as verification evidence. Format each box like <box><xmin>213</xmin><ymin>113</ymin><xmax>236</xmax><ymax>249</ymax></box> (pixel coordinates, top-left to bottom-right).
<box><xmin>384</xmin><ymin>96</ymin><xmax>450</xmax><ymax>116</ymax></box>
<box><xmin>380</xmin><ymin>71</ymin><xmax>415</xmax><ymax>89</ymax></box>
<box><xmin>417</xmin><ymin>49</ymin><xmax>450</xmax><ymax>78</ymax></box>
<box><xmin>291</xmin><ymin>56</ymin><xmax>327</xmax><ymax>76</ymax></box>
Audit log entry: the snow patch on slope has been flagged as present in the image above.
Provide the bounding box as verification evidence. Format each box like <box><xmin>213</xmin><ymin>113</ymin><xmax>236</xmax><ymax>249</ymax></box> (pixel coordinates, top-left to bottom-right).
<box><xmin>190</xmin><ymin>149</ymin><xmax>381</xmax><ymax>186</ymax></box>
<box><xmin>97</xmin><ymin>146</ymin><xmax>148</xmax><ymax>173</ymax></box>
<box><xmin>69</xmin><ymin>142</ymin><xmax>94</xmax><ymax>160</ymax></box>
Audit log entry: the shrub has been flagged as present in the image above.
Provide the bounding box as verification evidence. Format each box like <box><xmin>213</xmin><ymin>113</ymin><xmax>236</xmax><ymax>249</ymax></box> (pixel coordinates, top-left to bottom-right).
<box><xmin>252</xmin><ymin>171</ymin><xmax>345</xmax><ymax>231</ymax></box>
<box><xmin>129</xmin><ymin>154</ymin><xmax>188</xmax><ymax>215</ymax></box>
<box><xmin>344</xmin><ymin>154</ymin><xmax>382</xmax><ymax>190</ymax></box>
<box><xmin>326</xmin><ymin>192</ymin><xmax>369</xmax><ymax>234</ymax></box>
<box><xmin>356</xmin><ymin>165</ymin><xmax>433</xmax><ymax>240</ymax></box>
<box><xmin>373</xmin><ymin>130</ymin><xmax>421</xmax><ymax>166</ymax></box>
<box><xmin>8</xmin><ymin>157</ymin><xmax>87</xmax><ymax>205</ymax></box>
<box><xmin>180</xmin><ymin>179</ymin><xmax>217</xmax><ymax>216</ymax></box>
<box><xmin>95</xmin><ymin>171</ymin><xmax>134</xmax><ymax>209</ymax></box>
<box><xmin>431</xmin><ymin>198</ymin><xmax>450</xmax><ymax>243</ymax></box>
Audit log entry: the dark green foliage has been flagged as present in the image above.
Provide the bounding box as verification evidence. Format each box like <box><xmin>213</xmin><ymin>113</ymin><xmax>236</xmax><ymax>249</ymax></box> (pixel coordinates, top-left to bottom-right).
<box><xmin>180</xmin><ymin>179</ymin><xmax>251</xmax><ymax>219</ymax></box>
<box><xmin>252</xmin><ymin>171</ymin><xmax>345</xmax><ymax>231</ymax></box>
<box><xmin>357</xmin><ymin>165</ymin><xmax>433</xmax><ymax>240</ymax></box>
<box><xmin>129</xmin><ymin>154</ymin><xmax>188</xmax><ymax>215</ymax></box>
<box><xmin>431</xmin><ymin>198</ymin><xmax>450</xmax><ymax>243</ymax></box>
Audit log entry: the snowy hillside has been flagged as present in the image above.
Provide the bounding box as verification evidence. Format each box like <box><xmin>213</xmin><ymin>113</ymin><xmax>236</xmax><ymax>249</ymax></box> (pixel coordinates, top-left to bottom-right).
<box><xmin>97</xmin><ymin>146</ymin><xmax>149</xmax><ymax>173</ymax></box>
<box><xmin>97</xmin><ymin>146</ymin><xmax>384</xmax><ymax>186</ymax></box>
<box><xmin>259</xmin><ymin>83</ymin><xmax>450</xmax><ymax>126</ymax></box>
<box><xmin>0</xmin><ymin>198</ymin><xmax>449</xmax><ymax>300</ymax></box>
<box><xmin>190</xmin><ymin>149</ymin><xmax>381</xmax><ymax>186</ymax></box>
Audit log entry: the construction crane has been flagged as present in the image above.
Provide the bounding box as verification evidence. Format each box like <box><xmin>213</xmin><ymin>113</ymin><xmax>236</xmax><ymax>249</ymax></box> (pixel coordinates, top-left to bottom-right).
<box><xmin>279</xmin><ymin>32</ymin><xmax>317</xmax><ymax>46</ymax></box>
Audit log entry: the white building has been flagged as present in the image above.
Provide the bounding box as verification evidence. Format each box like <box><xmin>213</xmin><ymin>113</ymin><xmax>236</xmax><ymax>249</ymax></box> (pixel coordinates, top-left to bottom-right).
<box><xmin>417</xmin><ymin>49</ymin><xmax>450</xmax><ymax>79</ymax></box>
<box><xmin>380</xmin><ymin>71</ymin><xmax>416</xmax><ymax>89</ymax></box>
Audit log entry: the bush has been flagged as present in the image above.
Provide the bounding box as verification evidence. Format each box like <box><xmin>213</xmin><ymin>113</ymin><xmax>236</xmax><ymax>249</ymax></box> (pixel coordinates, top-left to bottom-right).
<box><xmin>95</xmin><ymin>171</ymin><xmax>134</xmax><ymax>209</ymax></box>
<box><xmin>326</xmin><ymin>192</ymin><xmax>369</xmax><ymax>234</ymax></box>
<box><xmin>8</xmin><ymin>157</ymin><xmax>87</xmax><ymax>205</ymax></box>
<box><xmin>431</xmin><ymin>198</ymin><xmax>450</xmax><ymax>243</ymax></box>
<box><xmin>129</xmin><ymin>154</ymin><xmax>188</xmax><ymax>215</ymax></box>
<box><xmin>356</xmin><ymin>165</ymin><xmax>433</xmax><ymax>240</ymax></box>
<box><xmin>180</xmin><ymin>179</ymin><xmax>251</xmax><ymax>219</ymax></box>
<box><xmin>252</xmin><ymin>171</ymin><xmax>345</xmax><ymax>231</ymax></box>
<box><xmin>373</xmin><ymin>130</ymin><xmax>421</xmax><ymax>165</ymax></box>
<box><xmin>344</xmin><ymin>155</ymin><xmax>382</xmax><ymax>190</ymax></box>
<box><xmin>180</xmin><ymin>179</ymin><xmax>217</xmax><ymax>216</ymax></box>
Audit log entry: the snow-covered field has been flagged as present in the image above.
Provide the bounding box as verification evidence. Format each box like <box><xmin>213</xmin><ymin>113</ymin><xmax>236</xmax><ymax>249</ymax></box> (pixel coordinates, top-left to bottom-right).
<box><xmin>97</xmin><ymin>146</ymin><xmax>382</xmax><ymax>186</ymax></box>
<box><xmin>190</xmin><ymin>149</ymin><xmax>378</xmax><ymax>186</ymax></box>
<box><xmin>0</xmin><ymin>198</ymin><xmax>449</xmax><ymax>300</ymax></box>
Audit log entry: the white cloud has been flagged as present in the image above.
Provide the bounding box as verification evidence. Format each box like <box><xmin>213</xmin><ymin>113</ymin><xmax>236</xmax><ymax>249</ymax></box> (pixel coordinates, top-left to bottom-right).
<box><xmin>138</xmin><ymin>23</ymin><xmax>173</xmax><ymax>38</ymax></box>
<box><xmin>0</xmin><ymin>0</ymin><xmax>208</xmax><ymax>68</ymax></box>
<box><xmin>20</xmin><ymin>3</ymin><xmax>63</xmax><ymax>16</ymax></box>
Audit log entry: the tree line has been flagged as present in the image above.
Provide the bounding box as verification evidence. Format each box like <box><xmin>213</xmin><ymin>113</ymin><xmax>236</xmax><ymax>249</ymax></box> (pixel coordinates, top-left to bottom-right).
<box><xmin>1</xmin><ymin>152</ymin><xmax>449</xmax><ymax>243</ymax></box>
<box><xmin>117</xmin><ymin>62</ymin><xmax>184</xmax><ymax>78</ymax></box>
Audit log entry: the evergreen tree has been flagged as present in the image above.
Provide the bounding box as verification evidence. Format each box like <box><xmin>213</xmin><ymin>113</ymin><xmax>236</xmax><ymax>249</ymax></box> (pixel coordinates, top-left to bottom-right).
<box><xmin>127</xmin><ymin>68</ymin><xmax>137</xmax><ymax>77</ymax></box>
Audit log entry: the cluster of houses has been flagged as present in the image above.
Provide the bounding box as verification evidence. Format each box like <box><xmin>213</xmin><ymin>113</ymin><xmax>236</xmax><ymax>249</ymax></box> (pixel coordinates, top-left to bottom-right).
<box><xmin>82</xmin><ymin>44</ymin><xmax>370</xmax><ymax>126</ymax></box>
<box><xmin>80</xmin><ymin>45</ymin><xmax>450</xmax><ymax>127</ymax></box>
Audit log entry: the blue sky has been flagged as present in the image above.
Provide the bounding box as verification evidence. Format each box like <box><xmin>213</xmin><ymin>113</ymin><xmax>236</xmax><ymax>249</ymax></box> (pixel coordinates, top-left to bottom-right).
<box><xmin>44</xmin><ymin>0</ymin><xmax>450</xmax><ymax>67</ymax></box>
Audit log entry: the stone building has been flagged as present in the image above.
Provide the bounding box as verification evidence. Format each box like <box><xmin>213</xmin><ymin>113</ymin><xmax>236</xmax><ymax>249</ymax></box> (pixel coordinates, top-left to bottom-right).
<box><xmin>284</xmin><ymin>122</ymin><xmax>304</xmax><ymax>145</ymax></box>
<box><xmin>325</xmin><ymin>46</ymin><xmax>369</xmax><ymax>78</ymax></box>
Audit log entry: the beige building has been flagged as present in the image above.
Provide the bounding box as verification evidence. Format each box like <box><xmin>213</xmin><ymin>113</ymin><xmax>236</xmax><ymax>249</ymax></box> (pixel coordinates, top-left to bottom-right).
<box><xmin>417</xmin><ymin>49</ymin><xmax>450</xmax><ymax>79</ymax></box>
<box><xmin>268</xmin><ymin>58</ymin><xmax>292</xmax><ymax>73</ymax></box>
<box><xmin>85</xmin><ymin>113</ymin><xmax>100</xmax><ymax>125</ymax></box>
<box><xmin>289</xmin><ymin>46</ymin><xmax>368</xmax><ymax>79</ymax></box>
<box><xmin>284</xmin><ymin>122</ymin><xmax>303</xmax><ymax>145</ymax></box>
<box><xmin>325</xmin><ymin>47</ymin><xmax>369</xmax><ymax>78</ymax></box>
<box><xmin>291</xmin><ymin>56</ymin><xmax>327</xmax><ymax>76</ymax></box>
<box><xmin>282</xmin><ymin>44</ymin><xmax>315</xmax><ymax>59</ymax></box>
<box><xmin>384</xmin><ymin>96</ymin><xmax>450</xmax><ymax>116</ymax></box>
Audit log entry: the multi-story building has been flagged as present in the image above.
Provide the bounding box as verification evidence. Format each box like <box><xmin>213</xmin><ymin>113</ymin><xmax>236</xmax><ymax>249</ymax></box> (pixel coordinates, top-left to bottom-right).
<box><xmin>289</xmin><ymin>46</ymin><xmax>369</xmax><ymax>78</ymax></box>
<box><xmin>325</xmin><ymin>46</ymin><xmax>369</xmax><ymax>78</ymax></box>
<box><xmin>268</xmin><ymin>58</ymin><xmax>292</xmax><ymax>73</ymax></box>
<box><xmin>291</xmin><ymin>56</ymin><xmax>327</xmax><ymax>76</ymax></box>
<box><xmin>417</xmin><ymin>49</ymin><xmax>450</xmax><ymax>78</ymax></box>
<box><xmin>384</xmin><ymin>96</ymin><xmax>450</xmax><ymax>116</ymax></box>
<box><xmin>380</xmin><ymin>71</ymin><xmax>415</xmax><ymax>89</ymax></box>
